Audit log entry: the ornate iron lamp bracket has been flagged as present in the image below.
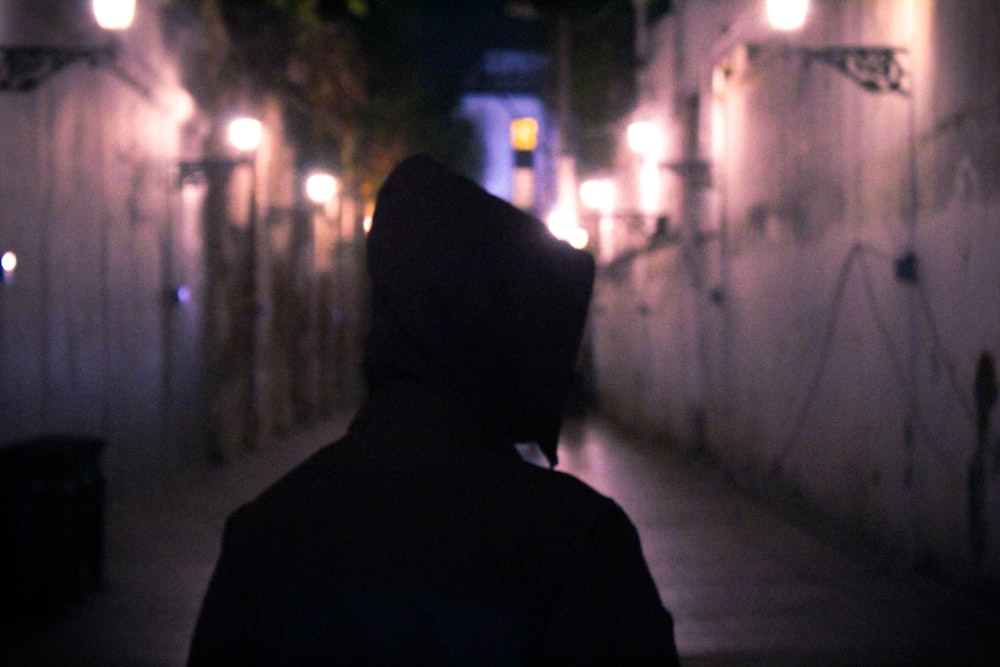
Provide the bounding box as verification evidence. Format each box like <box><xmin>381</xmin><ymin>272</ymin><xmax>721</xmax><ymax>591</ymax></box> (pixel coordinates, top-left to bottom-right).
<box><xmin>177</xmin><ymin>156</ymin><xmax>256</xmax><ymax>187</ymax></box>
<box><xmin>0</xmin><ymin>42</ymin><xmax>119</xmax><ymax>92</ymax></box>
<box><xmin>802</xmin><ymin>46</ymin><xmax>907</xmax><ymax>94</ymax></box>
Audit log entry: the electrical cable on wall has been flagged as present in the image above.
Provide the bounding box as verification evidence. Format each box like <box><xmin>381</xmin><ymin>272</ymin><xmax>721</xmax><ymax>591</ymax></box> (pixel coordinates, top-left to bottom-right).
<box><xmin>768</xmin><ymin>241</ymin><xmax>971</xmax><ymax>481</ymax></box>
<box><xmin>768</xmin><ymin>243</ymin><xmax>861</xmax><ymax>475</ymax></box>
<box><xmin>858</xmin><ymin>250</ymin><xmax>962</xmax><ymax>479</ymax></box>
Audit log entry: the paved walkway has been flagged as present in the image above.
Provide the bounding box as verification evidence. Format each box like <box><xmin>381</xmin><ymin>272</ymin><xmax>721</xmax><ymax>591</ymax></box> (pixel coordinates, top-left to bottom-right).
<box><xmin>3</xmin><ymin>412</ymin><xmax>999</xmax><ymax>666</ymax></box>
<box><xmin>557</xmin><ymin>421</ymin><xmax>1000</xmax><ymax>665</ymax></box>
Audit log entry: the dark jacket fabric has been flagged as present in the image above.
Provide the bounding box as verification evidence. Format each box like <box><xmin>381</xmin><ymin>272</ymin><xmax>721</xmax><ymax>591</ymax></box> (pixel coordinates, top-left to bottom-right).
<box><xmin>187</xmin><ymin>155</ymin><xmax>679</xmax><ymax>665</ymax></box>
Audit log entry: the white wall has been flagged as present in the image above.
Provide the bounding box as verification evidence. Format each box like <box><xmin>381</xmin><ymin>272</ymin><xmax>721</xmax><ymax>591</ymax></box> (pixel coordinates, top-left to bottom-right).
<box><xmin>0</xmin><ymin>1</ymin><xmax>204</xmax><ymax>483</ymax></box>
<box><xmin>592</xmin><ymin>0</ymin><xmax>1000</xmax><ymax>590</ymax></box>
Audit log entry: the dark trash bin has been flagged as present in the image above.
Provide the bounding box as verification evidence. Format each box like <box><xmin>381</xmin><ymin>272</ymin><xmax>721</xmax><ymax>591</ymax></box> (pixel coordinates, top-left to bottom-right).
<box><xmin>0</xmin><ymin>435</ymin><xmax>105</xmax><ymax>624</ymax></box>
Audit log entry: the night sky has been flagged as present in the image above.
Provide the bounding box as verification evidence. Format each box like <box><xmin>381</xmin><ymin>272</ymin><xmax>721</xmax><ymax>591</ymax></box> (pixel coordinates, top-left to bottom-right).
<box><xmin>378</xmin><ymin>0</ymin><xmax>551</xmax><ymax>105</ymax></box>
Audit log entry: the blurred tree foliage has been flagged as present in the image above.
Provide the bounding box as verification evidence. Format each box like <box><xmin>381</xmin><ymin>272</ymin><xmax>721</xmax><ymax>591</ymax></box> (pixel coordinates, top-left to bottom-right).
<box><xmin>526</xmin><ymin>0</ymin><xmax>639</xmax><ymax>174</ymax></box>
<box><xmin>178</xmin><ymin>0</ymin><xmax>479</xmax><ymax>198</ymax></box>
<box><xmin>441</xmin><ymin>0</ymin><xmax>643</xmax><ymax>175</ymax></box>
<box><xmin>175</xmin><ymin>0</ymin><xmax>644</xmax><ymax>194</ymax></box>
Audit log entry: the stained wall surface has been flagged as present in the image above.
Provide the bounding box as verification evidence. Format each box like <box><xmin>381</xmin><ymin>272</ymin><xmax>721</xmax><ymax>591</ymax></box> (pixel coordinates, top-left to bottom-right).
<box><xmin>0</xmin><ymin>1</ymin><xmax>205</xmax><ymax>483</ymax></box>
<box><xmin>591</xmin><ymin>0</ymin><xmax>1000</xmax><ymax>590</ymax></box>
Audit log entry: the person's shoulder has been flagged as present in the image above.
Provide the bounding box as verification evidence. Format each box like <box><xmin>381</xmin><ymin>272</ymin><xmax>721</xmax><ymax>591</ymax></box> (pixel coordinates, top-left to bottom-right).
<box><xmin>520</xmin><ymin>461</ymin><xmax>603</xmax><ymax>500</ymax></box>
<box><xmin>507</xmin><ymin>457</ymin><xmax>634</xmax><ymax>528</ymax></box>
<box><xmin>224</xmin><ymin>438</ymin><xmax>346</xmax><ymax>536</ymax></box>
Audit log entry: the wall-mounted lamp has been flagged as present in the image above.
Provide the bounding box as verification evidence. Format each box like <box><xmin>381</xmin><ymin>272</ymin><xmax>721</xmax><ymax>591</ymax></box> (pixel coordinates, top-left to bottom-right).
<box><xmin>801</xmin><ymin>46</ymin><xmax>907</xmax><ymax>93</ymax></box>
<box><xmin>580</xmin><ymin>179</ymin><xmax>615</xmax><ymax>214</ymax></box>
<box><xmin>545</xmin><ymin>208</ymin><xmax>588</xmax><ymax>250</ymax></box>
<box><xmin>177</xmin><ymin>116</ymin><xmax>262</xmax><ymax>186</ymax></box>
<box><xmin>1</xmin><ymin>250</ymin><xmax>17</xmax><ymax>284</ymax></box>
<box><xmin>626</xmin><ymin>121</ymin><xmax>661</xmax><ymax>157</ymax></box>
<box><xmin>177</xmin><ymin>155</ymin><xmax>254</xmax><ymax>187</ymax></box>
<box><xmin>305</xmin><ymin>172</ymin><xmax>339</xmax><ymax>205</ymax></box>
<box><xmin>227</xmin><ymin>117</ymin><xmax>263</xmax><ymax>153</ymax></box>
<box><xmin>92</xmin><ymin>0</ymin><xmax>135</xmax><ymax>31</ymax></box>
<box><xmin>0</xmin><ymin>0</ymin><xmax>135</xmax><ymax>92</ymax></box>
<box><xmin>766</xmin><ymin>0</ymin><xmax>808</xmax><ymax>31</ymax></box>
<box><xmin>627</xmin><ymin>121</ymin><xmax>664</xmax><ymax>221</ymax></box>
<box><xmin>741</xmin><ymin>43</ymin><xmax>908</xmax><ymax>94</ymax></box>
<box><xmin>759</xmin><ymin>0</ymin><xmax>907</xmax><ymax>93</ymax></box>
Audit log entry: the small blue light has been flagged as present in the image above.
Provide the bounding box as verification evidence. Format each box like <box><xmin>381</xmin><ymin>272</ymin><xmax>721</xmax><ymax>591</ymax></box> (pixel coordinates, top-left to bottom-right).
<box><xmin>175</xmin><ymin>285</ymin><xmax>192</xmax><ymax>304</ymax></box>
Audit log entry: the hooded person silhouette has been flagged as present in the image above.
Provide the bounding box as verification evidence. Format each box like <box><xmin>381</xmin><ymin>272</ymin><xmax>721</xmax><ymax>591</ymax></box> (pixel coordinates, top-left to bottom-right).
<box><xmin>187</xmin><ymin>154</ymin><xmax>679</xmax><ymax>665</ymax></box>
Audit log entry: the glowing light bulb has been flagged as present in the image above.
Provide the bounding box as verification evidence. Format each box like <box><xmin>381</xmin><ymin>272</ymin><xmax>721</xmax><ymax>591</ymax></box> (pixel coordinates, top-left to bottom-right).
<box><xmin>580</xmin><ymin>179</ymin><xmax>614</xmax><ymax>213</ymax></box>
<box><xmin>546</xmin><ymin>208</ymin><xmax>589</xmax><ymax>249</ymax></box>
<box><xmin>228</xmin><ymin>117</ymin><xmax>262</xmax><ymax>152</ymax></box>
<box><xmin>93</xmin><ymin>0</ymin><xmax>135</xmax><ymax>30</ymax></box>
<box><xmin>306</xmin><ymin>173</ymin><xmax>339</xmax><ymax>204</ymax></box>
<box><xmin>766</xmin><ymin>0</ymin><xmax>809</xmax><ymax>31</ymax></box>
<box><xmin>1</xmin><ymin>251</ymin><xmax>17</xmax><ymax>284</ymax></box>
<box><xmin>1</xmin><ymin>251</ymin><xmax>16</xmax><ymax>273</ymax></box>
<box><xmin>627</xmin><ymin>121</ymin><xmax>661</xmax><ymax>157</ymax></box>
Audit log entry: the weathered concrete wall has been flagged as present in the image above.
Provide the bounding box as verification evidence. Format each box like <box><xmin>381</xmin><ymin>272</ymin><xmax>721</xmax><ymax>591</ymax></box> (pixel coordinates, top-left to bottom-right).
<box><xmin>199</xmin><ymin>95</ymin><xmax>368</xmax><ymax>461</ymax></box>
<box><xmin>1</xmin><ymin>2</ymin><xmax>370</xmax><ymax>485</ymax></box>
<box><xmin>0</xmin><ymin>1</ymin><xmax>204</xmax><ymax>483</ymax></box>
<box><xmin>593</xmin><ymin>247</ymin><xmax>706</xmax><ymax>444</ymax></box>
<box><xmin>593</xmin><ymin>0</ymin><xmax>1000</xmax><ymax>591</ymax></box>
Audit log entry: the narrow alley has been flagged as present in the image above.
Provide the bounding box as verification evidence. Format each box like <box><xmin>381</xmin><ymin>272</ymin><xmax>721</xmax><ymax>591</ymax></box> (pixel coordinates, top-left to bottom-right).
<box><xmin>3</xmin><ymin>412</ymin><xmax>998</xmax><ymax>666</ymax></box>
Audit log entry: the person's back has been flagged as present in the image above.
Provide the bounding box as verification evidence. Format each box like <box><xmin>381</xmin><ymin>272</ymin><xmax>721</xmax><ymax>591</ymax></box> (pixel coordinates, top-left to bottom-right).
<box><xmin>187</xmin><ymin>155</ymin><xmax>679</xmax><ymax>665</ymax></box>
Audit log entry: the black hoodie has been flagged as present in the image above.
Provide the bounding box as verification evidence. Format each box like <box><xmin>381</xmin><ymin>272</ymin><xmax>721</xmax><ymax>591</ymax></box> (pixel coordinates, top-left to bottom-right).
<box><xmin>364</xmin><ymin>153</ymin><xmax>594</xmax><ymax>465</ymax></box>
<box><xmin>188</xmin><ymin>155</ymin><xmax>678</xmax><ymax>666</ymax></box>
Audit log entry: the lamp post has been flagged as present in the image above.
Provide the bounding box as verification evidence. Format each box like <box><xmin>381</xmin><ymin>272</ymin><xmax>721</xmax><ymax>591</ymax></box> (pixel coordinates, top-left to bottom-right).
<box><xmin>181</xmin><ymin>114</ymin><xmax>265</xmax><ymax>456</ymax></box>
<box><xmin>297</xmin><ymin>170</ymin><xmax>339</xmax><ymax>420</ymax></box>
<box><xmin>229</xmin><ymin>116</ymin><xmax>264</xmax><ymax>450</ymax></box>
<box><xmin>302</xmin><ymin>170</ymin><xmax>343</xmax><ymax>415</ymax></box>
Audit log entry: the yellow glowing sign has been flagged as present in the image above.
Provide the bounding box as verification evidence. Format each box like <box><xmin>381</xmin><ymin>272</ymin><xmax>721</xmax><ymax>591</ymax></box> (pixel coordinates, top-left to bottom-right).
<box><xmin>510</xmin><ymin>117</ymin><xmax>539</xmax><ymax>151</ymax></box>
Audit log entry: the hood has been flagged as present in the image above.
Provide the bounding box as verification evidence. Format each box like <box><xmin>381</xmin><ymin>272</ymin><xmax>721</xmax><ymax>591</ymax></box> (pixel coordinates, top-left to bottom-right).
<box><xmin>363</xmin><ymin>154</ymin><xmax>595</xmax><ymax>465</ymax></box>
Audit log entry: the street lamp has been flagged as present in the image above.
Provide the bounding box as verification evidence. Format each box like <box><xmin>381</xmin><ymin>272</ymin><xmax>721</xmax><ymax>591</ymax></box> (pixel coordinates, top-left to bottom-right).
<box><xmin>546</xmin><ymin>208</ymin><xmax>588</xmax><ymax>250</ymax></box>
<box><xmin>92</xmin><ymin>0</ymin><xmax>135</xmax><ymax>31</ymax></box>
<box><xmin>0</xmin><ymin>0</ymin><xmax>135</xmax><ymax>91</ymax></box>
<box><xmin>305</xmin><ymin>172</ymin><xmax>339</xmax><ymax>205</ymax></box>
<box><xmin>225</xmin><ymin>117</ymin><xmax>262</xmax><ymax>232</ymax></box>
<box><xmin>627</xmin><ymin>120</ymin><xmax>663</xmax><ymax>228</ymax></box>
<box><xmin>580</xmin><ymin>179</ymin><xmax>614</xmax><ymax>213</ymax></box>
<box><xmin>627</xmin><ymin>121</ymin><xmax>661</xmax><ymax>156</ymax></box>
<box><xmin>228</xmin><ymin>117</ymin><xmax>263</xmax><ymax>153</ymax></box>
<box><xmin>765</xmin><ymin>0</ymin><xmax>808</xmax><ymax>31</ymax></box>
<box><xmin>1</xmin><ymin>251</ymin><xmax>16</xmax><ymax>284</ymax></box>
<box><xmin>177</xmin><ymin>116</ymin><xmax>263</xmax><ymax>186</ymax></box>
<box><xmin>760</xmin><ymin>1</ymin><xmax>907</xmax><ymax>93</ymax></box>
